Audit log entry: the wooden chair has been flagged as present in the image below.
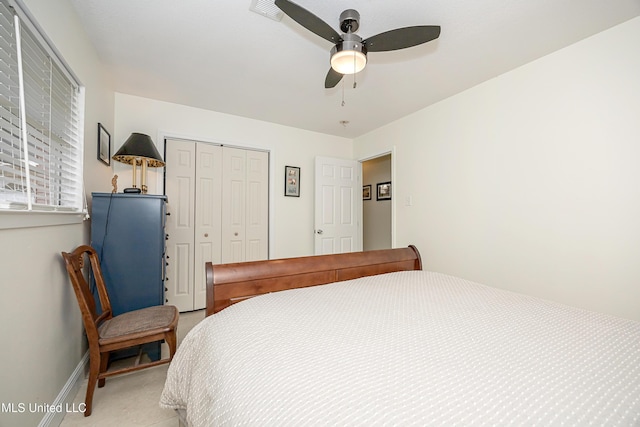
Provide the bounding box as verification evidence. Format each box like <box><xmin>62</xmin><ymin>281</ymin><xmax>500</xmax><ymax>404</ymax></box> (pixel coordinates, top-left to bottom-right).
<box><xmin>61</xmin><ymin>245</ymin><xmax>178</xmax><ymax>416</ymax></box>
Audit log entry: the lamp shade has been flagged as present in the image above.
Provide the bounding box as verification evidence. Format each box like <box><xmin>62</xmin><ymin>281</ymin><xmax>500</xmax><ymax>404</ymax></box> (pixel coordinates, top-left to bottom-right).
<box><xmin>112</xmin><ymin>133</ymin><xmax>165</xmax><ymax>167</ymax></box>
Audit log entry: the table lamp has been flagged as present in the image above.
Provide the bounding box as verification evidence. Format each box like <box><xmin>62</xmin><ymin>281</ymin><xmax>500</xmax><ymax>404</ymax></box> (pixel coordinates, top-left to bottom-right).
<box><xmin>112</xmin><ymin>133</ymin><xmax>165</xmax><ymax>194</ymax></box>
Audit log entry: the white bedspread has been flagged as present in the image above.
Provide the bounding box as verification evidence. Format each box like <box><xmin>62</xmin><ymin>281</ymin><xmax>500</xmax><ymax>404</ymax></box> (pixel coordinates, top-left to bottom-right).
<box><xmin>160</xmin><ymin>271</ymin><xmax>640</xmax><ymax>426</ymax></box>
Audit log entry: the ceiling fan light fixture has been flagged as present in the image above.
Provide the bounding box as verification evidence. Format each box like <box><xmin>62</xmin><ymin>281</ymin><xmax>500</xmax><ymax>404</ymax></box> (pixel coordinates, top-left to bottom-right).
<box><xmin>330</xmin><ymin>33</ymin><xmax>367</xmax><ymax>75</ymax></box>
<box><xmin>331</xmin><ymin>49</ymin><xmax>367</xmax><ymax>74</ymax></box>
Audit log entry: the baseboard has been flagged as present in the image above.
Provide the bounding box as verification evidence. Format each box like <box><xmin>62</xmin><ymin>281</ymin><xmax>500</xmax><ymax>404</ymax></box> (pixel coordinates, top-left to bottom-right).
<box><xmin>37</xmin><ymin>351</ymin><xmax>89</xmax><ymax>427</ymax></box>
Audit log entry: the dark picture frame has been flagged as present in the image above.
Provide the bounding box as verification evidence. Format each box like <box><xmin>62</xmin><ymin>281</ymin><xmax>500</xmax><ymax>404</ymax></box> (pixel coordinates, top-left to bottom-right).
<box><xmin>376</xmin><ymin>181</ymin><xmax>391</xmax><ymax>200</ymax></box>
<box><xmin>97</xmin><ymin>123</ymin><xmax>111</xmax><ymax>166</ymax></box>
<box><xmin>363</xmin><ymin>184</ymin><xmax>371</xmax><ymax>200</ymax></box>
<box><xmin>285</xmin><ymin>166</ymin><xmax>300</xmax><ymax>197</ymax></box>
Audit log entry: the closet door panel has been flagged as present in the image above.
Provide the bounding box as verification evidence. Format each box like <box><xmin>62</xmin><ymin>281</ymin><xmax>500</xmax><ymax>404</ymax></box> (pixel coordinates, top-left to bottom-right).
<box><xmin>245</xmin><ymin>150</ymin><xmax>269</xmax><ymax>261</ymax></box>
<box><xmin>165</xmin><ymin>139</ymin><xmax>196</xmax><ymax>312</ymax></box>
<box><xmin>167</xmin><ymin>142</ymin><xmax>269</xmax><ymax>309</ymax></box>
<box><xmin>194</xmin><ymin>143</ymin><xmax>222</xmax><ymax>310</ymax></box>
<box><xmin>222</xmin><ymin>147</ymin><xmax>247</xmax><ymax>263</ymax></box>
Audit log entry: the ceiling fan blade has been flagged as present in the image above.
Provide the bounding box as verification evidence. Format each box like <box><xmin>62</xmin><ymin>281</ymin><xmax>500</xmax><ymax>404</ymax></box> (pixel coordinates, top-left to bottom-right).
<box><xmin>275</xmin><ymin>0</ymin><xmax>341</xmax><ymax>43</ymax></box>
<box><xmin>363</xmin><ymin>25</ymin><xmax>441</xmax><ymax>52</ymax></box>
<box><xmin>325</xmin><ymin>68</ymin><xmax>344</xmax><ymax>88</ymax></box>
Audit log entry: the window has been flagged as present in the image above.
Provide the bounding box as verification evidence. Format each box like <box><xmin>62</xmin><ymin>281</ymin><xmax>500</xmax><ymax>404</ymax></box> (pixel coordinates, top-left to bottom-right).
<box><xmin>0</xmin><ymin>0</ymin><xmax>83</xmax><ymax>215</ymax></box>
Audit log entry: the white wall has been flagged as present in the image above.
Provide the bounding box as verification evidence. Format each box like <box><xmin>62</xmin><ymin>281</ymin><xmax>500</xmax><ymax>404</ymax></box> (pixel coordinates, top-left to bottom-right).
<box><xmin>355</xmin><ymin>17</ymin><xmax>640</xmax><ymax>321</ymax></box>
<box><xmin>0</xmin><ymin>0</ymin><xmax>115</xmax><ymax>426</ymax></box>
<box><xmin>113</xmin><ymin>93</ymin><xmax>353</xmax><ymax>258</ymax></box>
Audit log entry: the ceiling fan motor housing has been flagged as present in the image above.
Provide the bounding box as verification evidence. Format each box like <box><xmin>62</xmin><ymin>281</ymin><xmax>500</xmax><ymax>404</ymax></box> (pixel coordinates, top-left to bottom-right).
<box><xmin>339</xmin><ymin>9</ymin><xmax>360</xmax><ymax>33</ymax></box>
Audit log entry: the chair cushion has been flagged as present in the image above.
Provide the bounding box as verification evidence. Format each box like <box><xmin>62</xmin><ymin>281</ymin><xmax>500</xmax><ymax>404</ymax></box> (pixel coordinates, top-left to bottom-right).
<box><xmin>98</xmin><ymin>305</ymin><xmax>178</xmax><ymax>340</ymax></box>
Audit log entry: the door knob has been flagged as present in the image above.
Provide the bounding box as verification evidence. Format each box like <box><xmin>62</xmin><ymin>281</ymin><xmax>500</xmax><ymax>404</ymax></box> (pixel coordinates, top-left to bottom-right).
<box><xmin>316</xmin><ymin>229</ymin><xmax>323</xmax><ymax>235</ymax></box>
<box><xmin>204</xmin><ymin>233</ymin><xmax>208</xmax><ymax>237</ymax></box>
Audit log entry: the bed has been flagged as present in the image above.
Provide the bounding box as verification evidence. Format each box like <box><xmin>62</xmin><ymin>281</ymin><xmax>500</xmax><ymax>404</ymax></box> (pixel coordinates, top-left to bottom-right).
<box><xmin>160</xmin><ymin>246</ymin><xmax>640</xmax><ymax>426</ymax></box>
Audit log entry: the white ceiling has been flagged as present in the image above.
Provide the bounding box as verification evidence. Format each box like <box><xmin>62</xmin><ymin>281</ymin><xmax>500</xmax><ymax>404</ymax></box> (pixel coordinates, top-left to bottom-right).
<box><xmin>68</xmin><ymin>0</ymin><xmax>640</xmax><ymax>138</ymax></box>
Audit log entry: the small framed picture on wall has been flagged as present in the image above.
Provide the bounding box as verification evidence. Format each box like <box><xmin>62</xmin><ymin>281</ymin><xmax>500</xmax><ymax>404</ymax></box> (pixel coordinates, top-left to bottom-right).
<box><xmin>377</xmin><ymin>181</ymin><xmax>391</xmax><ymax>200</ymax></box>
<box><xmin>285</xmin><ymin>166</ymin><xmax>300</xmax><ymax>197</ymax></box>
<box><xmin>97</xmin><ymin>123</ymin><xmax>111</xmax><ymax>166</ymax></box>
<box><xmin>363</xmin><ymin>185</ymin><xmax>371</xmax><ymax>200</ymax></box>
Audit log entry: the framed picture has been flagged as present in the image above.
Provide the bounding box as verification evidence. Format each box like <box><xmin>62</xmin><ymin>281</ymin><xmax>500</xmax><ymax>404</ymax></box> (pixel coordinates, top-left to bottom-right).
<box><xmin>376</xmin><ymin>181</ymin><xmax>391</xmax><ymax>200</ymax></box>
<box><xmin>363</xmin><ymin>184</ymin><xmax>371</xmax><ymax>200</ymax></box>
<box><xmin>285</xmin><ymin>166</ymin><xmax>300</xmax><ymax>197</ymax></box>
<box><xmin>97</xmin><ymin>123</ymin><xmax>111</xmax><ymax>166</ymax></box>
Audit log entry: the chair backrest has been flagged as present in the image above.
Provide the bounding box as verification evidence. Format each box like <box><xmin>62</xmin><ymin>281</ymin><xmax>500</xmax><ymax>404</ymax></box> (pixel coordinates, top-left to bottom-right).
<box><xmin>61</xmin><ymin>245</ymin><xmax>113</xmax><ymax>340</ymax></box>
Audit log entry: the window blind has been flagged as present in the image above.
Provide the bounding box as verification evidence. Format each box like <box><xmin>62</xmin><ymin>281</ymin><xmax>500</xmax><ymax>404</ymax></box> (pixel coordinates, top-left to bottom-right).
<box><xmin>0</xmin><ymin>0</ymin><xmax>83</xmax><ymax>212</ymax></box>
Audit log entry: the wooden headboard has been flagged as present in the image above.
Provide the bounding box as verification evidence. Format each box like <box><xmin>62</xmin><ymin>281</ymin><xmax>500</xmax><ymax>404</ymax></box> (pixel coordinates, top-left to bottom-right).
<box><xmin>205</xmin><ymin>245</ymin><xmax>422</xmax><ymax>316</ymax></box>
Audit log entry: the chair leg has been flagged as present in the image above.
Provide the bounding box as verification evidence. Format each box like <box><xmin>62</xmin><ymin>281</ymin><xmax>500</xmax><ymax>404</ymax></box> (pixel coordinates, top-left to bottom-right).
<box><xmin>166</xmin><ymin>330</ymin><xmax>177</xmax><ymax>359</ymax></box>
<box><xmin>98</xmin><ymin>352</ymin><xmax>109</xmax><ymax>388</ymax></box>
<box><xmin>84</xmin><ymin>352</ymin><xmax>101</xmax><ymax>417</ymax></box>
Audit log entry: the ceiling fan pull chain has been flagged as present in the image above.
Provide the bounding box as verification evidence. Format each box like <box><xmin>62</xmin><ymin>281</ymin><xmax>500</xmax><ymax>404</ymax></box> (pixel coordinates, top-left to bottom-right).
<box><xmin>353</xmin><ymin>54</ymin><xmax>357</xmax><ymax>89</ymax></box>
<box><xmin>341</xmin><ymin>78</ymin><xmax>346</xmax><ymax>106</ymax></box>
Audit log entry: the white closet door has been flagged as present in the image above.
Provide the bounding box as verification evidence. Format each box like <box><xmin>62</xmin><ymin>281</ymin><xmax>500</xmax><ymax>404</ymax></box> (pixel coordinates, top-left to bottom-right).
<box><xmin>194</xmin><ymin>143</ymin><xmax>222</xmax><ymax>310</ymax></box>
<box><xmin>221</xmin><ymin>147</ymin><xmax>269</xmax><ymax>263</ymax></box>
<box><xmin>164</xmin><ymin>139</ymin><xmax>196</xmax><ymax>312</ymax></box>
<box><xmin>245</xmin><ymin>149</ymin><xmax>269</xmax><ymax>261</ymax></box>
<box><xmin>166</xmin><ymin>141</ymin><xmax>269</xmax><ymax>310</ymax></box>
<box><xmin>222</xmin><ymin>147</ymin><xmax>247</xmax><ymax>263</ymax></box>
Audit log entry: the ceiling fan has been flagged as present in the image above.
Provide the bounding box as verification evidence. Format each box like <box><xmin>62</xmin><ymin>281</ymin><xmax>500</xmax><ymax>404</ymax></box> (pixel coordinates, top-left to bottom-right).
<box><xmin>274</xmin><ymin>0</ymin><xmax>441</xmax><ymax>88</ymax></box>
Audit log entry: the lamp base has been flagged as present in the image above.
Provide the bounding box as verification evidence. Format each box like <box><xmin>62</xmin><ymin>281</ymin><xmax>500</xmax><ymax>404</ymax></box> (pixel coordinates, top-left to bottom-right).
<box><xmin>123</xmin><ymin>187</ymin><xmax>142</xmax><ymax>194</ymax></box>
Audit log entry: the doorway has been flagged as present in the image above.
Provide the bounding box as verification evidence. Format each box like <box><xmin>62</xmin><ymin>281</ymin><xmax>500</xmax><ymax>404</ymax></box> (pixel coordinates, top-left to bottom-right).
<box><xmin>362</xmin><ymin>154</ymin><xmax>392</xmax><ymax>251</ymax></box>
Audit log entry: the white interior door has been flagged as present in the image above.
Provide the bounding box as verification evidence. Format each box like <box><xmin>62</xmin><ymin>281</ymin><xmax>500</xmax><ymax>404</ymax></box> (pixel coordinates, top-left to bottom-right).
<box><xmin>314</xmin><ymin>156</ymin><xmax>362</xmax><ymax>255</ymax></box>
<box><xmin>166</xmin><ymin>141</ymin><xmax>269</xmax><ymax>310</ymax></box>
<box><xmin>193</xmin><ymin>143</ymin><xmax>222</xmax><ymax>309</ymax></box>
<box><xmin>166</xmin><ymin>140</ymin><xmax>223</xmax><ymax>311</ymax></box>
<box><xmin>221</xmin><ymin>147</ymin><xmax>246</xmax><ymax>263</ymax></box>
<box><xmin>244</xmin><ymin>149</ymin><xmax>269</xmax><ymax>261</ymax></box>
<box><xmin>221</xmin><ymin>147</ymin><xmax>269</xmax><ymax>263</ymax></box>
<box><xmin>164</xmin><ymin>139</ymin><xmax>196</xmax><ymax>312</ymax></box>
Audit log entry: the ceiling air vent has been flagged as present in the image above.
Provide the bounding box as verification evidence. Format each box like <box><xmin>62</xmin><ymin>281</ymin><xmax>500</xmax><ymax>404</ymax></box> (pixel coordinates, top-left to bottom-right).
<box><xmin>249</xmin><ymin>0</ymin><xmax>284</xmax><ymax>21</ymax></box>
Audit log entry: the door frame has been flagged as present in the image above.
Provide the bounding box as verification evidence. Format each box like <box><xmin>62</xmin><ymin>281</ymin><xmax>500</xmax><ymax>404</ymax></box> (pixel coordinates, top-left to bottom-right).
<box><xmin>156</xmin><ymin>130</ymin><xmax>274</xmax><ymax>259</ymax></box>
<box><xmin>358</xmin><ymin>146</ymin><xmax>396</xmax><ymax>249</ymax></box>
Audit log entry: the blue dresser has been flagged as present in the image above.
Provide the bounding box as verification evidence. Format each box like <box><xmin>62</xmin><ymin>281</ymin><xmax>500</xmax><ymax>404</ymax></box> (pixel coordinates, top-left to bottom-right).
<box><xmin>90</xmin><ymin>193</ymin><xmax>167</xmax><ymax>360</ymax></box>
